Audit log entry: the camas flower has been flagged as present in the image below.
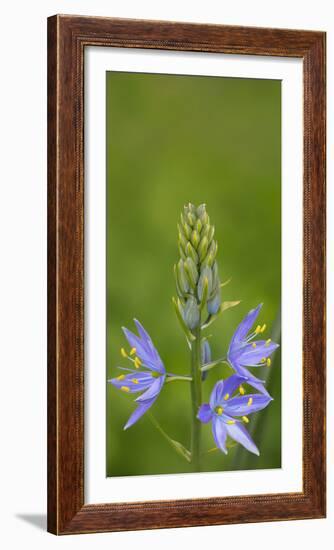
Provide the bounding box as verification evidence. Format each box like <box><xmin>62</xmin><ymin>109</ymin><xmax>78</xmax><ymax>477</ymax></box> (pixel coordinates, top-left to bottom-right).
<box><xmin>108</xmin><ymin>319</ymin><xmax>166</xmax><ymax>430</ymax></box>
<box><xmin>197</xmin><ymin>374</ymin><xmax>272</xmax><ymax>455</ymax></box>
<box><xmin>227</xmin><ymin>304</ymin><xmax>279</xmax><ymax>396</ymax></box>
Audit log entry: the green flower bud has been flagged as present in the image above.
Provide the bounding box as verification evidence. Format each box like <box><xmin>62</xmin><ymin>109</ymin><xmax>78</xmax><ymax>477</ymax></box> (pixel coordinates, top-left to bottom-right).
<box><xmin>207</xmin><ymin>225</ymin><xmax>215</xmax><ymax>244</ymax></box>
<box><xmin>178</xmin><ymin>229</ymin><xmax>188</xmax><ymax>252</ymax></box>
<box><xmin>207</xmin><ymin>286</ymin><xmax>221</xmax><ymax>315</ymax></box>
<box><xmin>191</xmin><ymin>230</ymin><xmax>200</xmax><ymax>249</ymax></box>
<box><xmin>198</xmin><ymin>235</ymin><xmax>209</xmax><ymax>261</ymax></box>
<box><xmin>196</xmin><ymin>204</ymin><xmax>206</xmax><ymax>218</ymax></box>
<box><xmin>178</xmin><ymin>243</ymin><xmax>186</xmax><ymax>261</ymax></box>
<box><xmin>186</xmin><ymin>241</ymin><xmax>199</xmax><ymax>264</ymax></box>
<box><xmin>177</xmin><ymin>259</ymin><xmax>189</xmax><ymax>294</ymax></box>
<box><xmin>183</xmin><ymin>296</ymin><xmax>200</xmax><ymax>329</ymax></box>
<box><xmin>198</xmin><ymin>266</ymin><xmax>213</xmax><ymax>300</ymax></box>
<box><xmin>187</xmin><ymin>212</ymin><xmax>195</xmax><ymax>227</ymax></box>
<box><xmin>195</xmin><ymin>218</ymin><xmax>202</xmax><ymax>234</ymax></box>
<box><xmin>200</xmin><ymin>211</ymin><xmax>209</xmax><ymax>225</ymax></box>
<box><xmin>184</xmin><ymin>257</ymin><xmax>199</xmax><ymax>289</ymax></box>
<box><xmin>201</xmin><ymin>224</ymin><xmax>210</xmax><ymax>240</ymax></box>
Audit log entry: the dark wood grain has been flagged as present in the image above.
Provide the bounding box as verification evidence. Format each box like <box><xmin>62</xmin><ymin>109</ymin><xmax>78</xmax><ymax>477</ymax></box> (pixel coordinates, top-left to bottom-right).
<box><xmin>47</xmin><ymin>14</ymin><xmax>326</xmax><ymax>535</ymax></box>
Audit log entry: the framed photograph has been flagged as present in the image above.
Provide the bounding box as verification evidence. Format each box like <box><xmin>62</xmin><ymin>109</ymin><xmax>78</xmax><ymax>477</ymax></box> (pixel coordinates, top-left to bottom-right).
<box><xmin>47</xmin><ymin>15</ymin><xmax>326</xmax><ymax>534</ymax></box>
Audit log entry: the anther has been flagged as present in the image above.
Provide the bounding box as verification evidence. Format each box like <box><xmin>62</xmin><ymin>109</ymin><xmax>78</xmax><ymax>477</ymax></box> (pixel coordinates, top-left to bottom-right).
<box><xmin>134</xmin><ymin>357</ymin><xmax>142</xmax><ymax>368</ymax></box>
<box><xmin>260</xmin><ymin>324</ymin><xmax>266</xmax><ymax>333</ymax></box>
<box><xmin>239</xmin><ymin>385</ymin><xmax>245</xmax><ymax>395</ymax></box>
<box><xmin>242</xmin><ymin>416</ymin><xmax>249</xmax><ymax>423</ymax></box>
<box><xmin>266</xmin><ymin>339</ymin><xmax>271</xmax><ymax>346</ymax></box>
<box><xmin>120</xmin><ymin>348</ymin><xmax>128</xmax><ymax>358</ymax></box>
<box><xmin>224</xmin><ymin>393</ymin><xmax>230</xmax><ymax>401</ymax></box>
<box><xmin>130</xmin><ymin>347</ymin><xmax>137</xmax><ymax>356</ymax></box>
<box><xmin>267</xmin><ymin>358</ymin><xmax>271</xmax><ymax>367</ymax></box>
<box><xmin>131</xmin><ymin>378</ymin><xmax>139</xmax><ymax>384</ymax></box>
<box><xmin>247</xmin><ymin>397</ymin><xmax>253</xmax><ymax>406</ymax></box>
<box><xmin>121</xmin><ymin>386</ymin><xmax>130</xmax><ymax>392</ymax></box>
<box><xmin>227</xmin><ymin>420</ymin><xmax>235</xmax><ymax>425</ymax></box>
<box><xmin>116</xmin><ymin>374</ymin><xmax>125</xmax><ymax>381</ymax></box>
<box><xmin>252</xmin><ymin>343</ymin><xmax>257</xmax><ymax>348</ymax></box>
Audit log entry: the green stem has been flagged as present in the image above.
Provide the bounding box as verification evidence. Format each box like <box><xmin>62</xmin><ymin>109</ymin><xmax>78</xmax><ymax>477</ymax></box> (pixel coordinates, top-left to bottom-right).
<box><xmin>166</xmin><ymin>375</ymin><xmax>192</xmax><ymax>383</ymax></box>
<box><xmin>200</xmin><ymin>357</ymin><xmax>229</xmax><ymax>372</ymax></box>
<box><xmin>190</xmin><ymin>324</ymin><xmax>202</xmax><ymax>471</ymax></box>
<box><xmin>147</xmin><ymin>412</ymin><xmax>191</xmax><ymax>462</ymax></box>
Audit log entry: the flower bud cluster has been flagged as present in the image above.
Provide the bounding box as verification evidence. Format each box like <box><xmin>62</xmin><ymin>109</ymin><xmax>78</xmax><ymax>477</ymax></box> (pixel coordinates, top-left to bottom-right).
<box><xmin>174</xmin><ymin>203</ymin><xmax>222</xmax><ymax>330</ymax></box>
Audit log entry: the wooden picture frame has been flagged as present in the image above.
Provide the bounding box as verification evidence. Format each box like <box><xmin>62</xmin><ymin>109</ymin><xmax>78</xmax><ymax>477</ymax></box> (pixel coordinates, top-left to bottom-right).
<box><xmin>47</xmin><ymin>14</ymin><xmax>326</xmax><ymax>534</ymax></box>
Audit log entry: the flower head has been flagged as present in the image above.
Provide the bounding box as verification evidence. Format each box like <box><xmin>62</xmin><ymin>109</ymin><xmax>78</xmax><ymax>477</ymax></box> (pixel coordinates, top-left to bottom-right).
<box><xmin>227</xmin><ymin>304</ymin><xmax>279</xmax><ymax>396</ymax></box>
<box><xmin>197</xmin><ymin>375</ymin><xmax>272</xmax><ymax>455</ymax></box>
<box><xmin>108</xmin><ymin>319</ymin><xmax>166</xmax><ymax>430</ymax></box>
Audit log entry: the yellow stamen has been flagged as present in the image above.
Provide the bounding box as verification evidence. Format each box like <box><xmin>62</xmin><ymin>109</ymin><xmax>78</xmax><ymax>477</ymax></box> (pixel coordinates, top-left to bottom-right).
<box><xmin>131</xmin><ymin>378</ymin><xmax>139</xmax><ymax>384</ymax></box>
<box><xmin>261</xmin><ymin>357</ymin><xmax>266</xmax><ymax>363</ymax></box>
<box><xmin>260</xmin><ymin>324</ymin><xmax>266</xmax><ymax>333</ymax></box>
<box><xmin>224</xmin><ymin>393</ymin><xmax>230</xmax><ymax>401</ymax></box>
<box><xmin>252</xmin><ymin>343</ymin><xmax>257</xmax><ymax>348</ymax></box>
<box><xmin>120</xmin><ymin>348</ymin><xmax>128</xmax><ymax>358</ymax></box>
<box><xmin>242</xmin><ymin>416</ymin><xmax>249</xmax><ymax>423</ymax></box>
<box><xmin>267</xmin><ymin>358</ymin><xmax>271</xmax><ymax>367</ymax></box>
<box><xmin>121</xmin><ymin>386</ymin><xmax>130</xmax><ymax>392</ymax></box>
<box><xmin>239</xmin><ymin>385</ymin><xmax>245</xmax><ymax>395</ymax></box>
<box><xmin>247</xmin><ymin>397</ymin><xmax>253</xmax><ymax>406</ymax></box>
<box><xmin>216</xmin><ymin>406</ymin><xmax>223</xmax><ymax>415</ymax></box>
<box><xmin>116</xmin><ymin>374</ymin><xmax>125</xmax><ymax>381</ymax></box>
<box><xmin>134</xmin><ymin>357</ymin><xmax>142</xmax><ymax>369</ymax></box>
<box><xmin>266</xmin><ymin>339</ymin><xmax>271</xmax><ymax>346</ymax></box>
<box><xmin>227</xmin><ymin>420</ymin><xmax>235</xmax><ymax>425</ymax></box>
<box><xmin>255</xmin><ymin>325</ymin><xmax>261</xmax><ymax>334</ymax></box>
<box><xmin>130</xmin><ymin>347</ymin><xmax>137</xmax><ymax>356</ymax></box>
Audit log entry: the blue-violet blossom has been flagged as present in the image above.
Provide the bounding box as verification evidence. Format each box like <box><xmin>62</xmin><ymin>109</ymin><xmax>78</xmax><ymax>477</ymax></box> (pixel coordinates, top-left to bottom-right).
<box><xmin>197</xmin><ymin>375</ymin><xmax>272</xmax><ymax>455</ymax></box>
<box><xmin>108</xmin><ymin>319</ymin><xmax>166</xmax><ymax>430</ymax></box>
<box><xmin>227</xmin><ymin>304</ymin><xmax>279</xmax><ymax>396</ymax></box>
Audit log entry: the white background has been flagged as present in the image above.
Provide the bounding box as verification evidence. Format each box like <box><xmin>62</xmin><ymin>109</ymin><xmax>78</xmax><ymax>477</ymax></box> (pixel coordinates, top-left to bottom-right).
<box><xmin>0</xmin><ymin>0</ymin><xmax>332</xmax><ymax>548</ymax></box>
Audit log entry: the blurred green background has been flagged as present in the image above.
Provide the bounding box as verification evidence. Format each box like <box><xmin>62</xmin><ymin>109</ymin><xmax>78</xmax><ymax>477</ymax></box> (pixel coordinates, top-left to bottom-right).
<box><xmin>106</xmin><ymin>71</ymin><xmax>281</xmax><ymax>477</ymax></box>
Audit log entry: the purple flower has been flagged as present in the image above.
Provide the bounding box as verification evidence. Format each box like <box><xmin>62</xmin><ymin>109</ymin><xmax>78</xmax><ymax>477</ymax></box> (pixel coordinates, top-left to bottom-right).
<box><xmin>197</xmin><ymin>375</ymin><xmax>272</xmax><ymax>455</ymax></box>
<box><xmin>108</xmin><ymin>319</ymin><xmax>166</xmax><ymax>430</ymax></box>
<box><xmin>227</xmin><ymin>304</ymin><xmax>279</xmax><ymax>396</ymax></box>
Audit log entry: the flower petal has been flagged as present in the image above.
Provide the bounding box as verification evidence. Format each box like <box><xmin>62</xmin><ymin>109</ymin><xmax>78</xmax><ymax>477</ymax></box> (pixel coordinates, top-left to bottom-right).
<box><xmin>134</xmin><ymin>319</ymin><xmax>164</xmax><ymax>370</ymax></box>
<box><xmin>247</xmin><ymin>377</ymin><xmax>271</xmax><ymax>396</ymax></box>
<box><xmin>123</xmin><ymin>398</ymin><xmax>156</xmax><ymax>430</ymax></box>
<box><xmin>237</xmin><ymin>341</ymin><xmax>279</xmax><ymax>366</ymax></box>
<box><xmin>222</xmin><ymin>374</ymin><xmax>247</xmax><ymax>398</ymax></box>
<box><xmin>209</xmin><ymin>380</ymin><xmax>225</xmax><ymax>409</ymax></box>
<box><xmin>229</xmin><ymin>304</ymin><xmax>262</xmax><ymax>348</ymax></box>
<box><xmin>108</xmin><ymin>371</ymin><xmax>154</xmax><ymax>393</ymax></box>
<box><xmin>122</xmin><ymin>326</ymin><xmax>164</xmax><ymax>373</ymax></box>
<box><xmin>224</xmin><ymin>393</ymin><xmax>272</xmax><ymax>416</ymax></box>
<box><xmin>135</xmin><ymin>375</ymin><xmax>165</xmax><ymax>402</ymax></box>
<box><xmin>197</xmin><ymin>403</ymin><xmax>213</xmax><ymax>423</ymax></box>
<box><xmin>226</xmin><ymin>422</ymin><xmax>259</xmax><ymax>455</ymax></box>
<box><xmin>233</xmin><ymin>366</ymin><xmax>271</xmax><ymax>396</ymax></box>
<box><xmin>212</xmin><ymin>416</ymin><xmax>228</xmax><ymax>454</ymax></box>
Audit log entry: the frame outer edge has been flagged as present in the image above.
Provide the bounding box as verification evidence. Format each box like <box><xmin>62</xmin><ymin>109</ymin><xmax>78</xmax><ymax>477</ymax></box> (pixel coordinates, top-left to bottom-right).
<box><xmin>47</xmin><ymin>14</ymin><xmax>59</xmax><ymax>535</ymax></box>
<box><xmin>47</xmin><ymin>14</ymin><xmax>326</xmax><ymax>534</ymax></box>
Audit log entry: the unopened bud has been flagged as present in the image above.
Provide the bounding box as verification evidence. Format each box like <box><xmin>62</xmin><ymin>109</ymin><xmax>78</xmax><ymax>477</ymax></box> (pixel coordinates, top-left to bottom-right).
<box><xmin>198</xmin><ymin>235</ymin><xmax>209</xmax><ymax>261</ymax></box>
<box><xmin>198</xmin><ymin>266</ymin><xmax>212</xmax><ymax>300</ymax></box>
<box><xmin>186</xmin><ymin>241</ymin><xmax>199</xmax><ymax>264</ymax></box>
<box><xmin>191</xmin><ymin>230</ymin><xmax>200</xmax><ymax>249</ymax></box>
<box><xmin>183</xmin><ymin>296</ymin><xmax>200</xmax><ymax>329</ymax></box>
<box><xmin>184</xmin><ymin>257</ymin><xmax>199</xmax><ymax>289</ymax></box>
